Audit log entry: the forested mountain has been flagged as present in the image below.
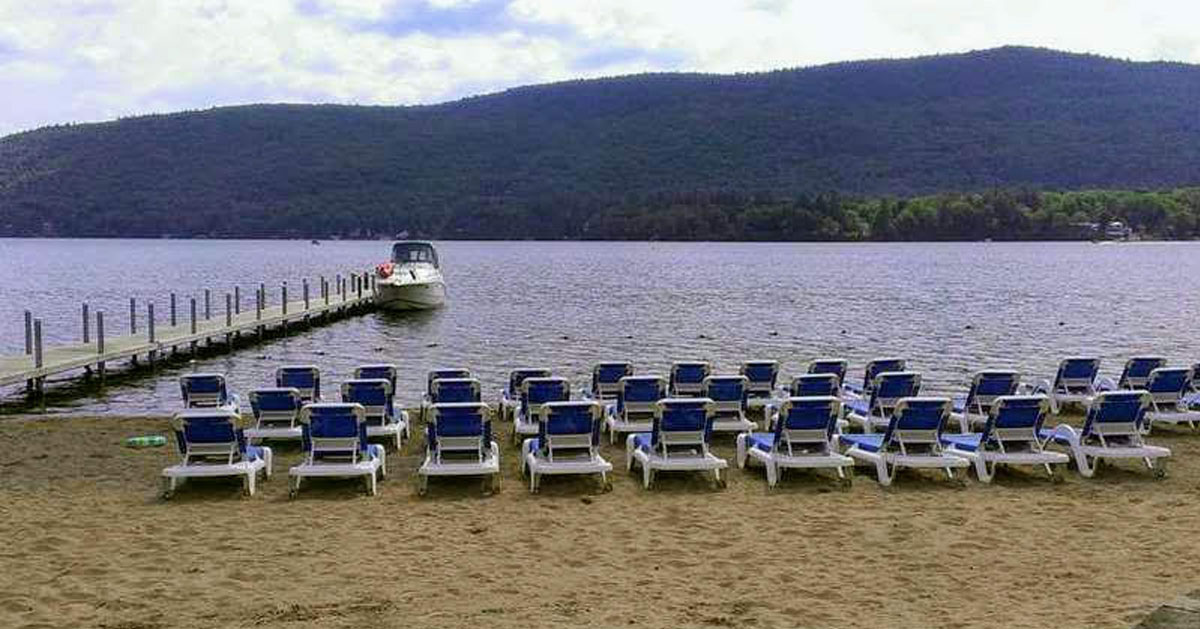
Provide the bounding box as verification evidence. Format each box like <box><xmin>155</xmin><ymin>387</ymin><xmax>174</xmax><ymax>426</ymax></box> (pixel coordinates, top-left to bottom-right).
<box><xmin>2</xmin><ymin>46</ymin><xmax>1200</xmax><ymax>239</ymax></box>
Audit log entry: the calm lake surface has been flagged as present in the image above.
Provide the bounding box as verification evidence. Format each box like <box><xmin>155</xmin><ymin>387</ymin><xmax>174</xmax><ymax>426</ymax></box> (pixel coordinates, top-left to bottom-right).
<box><xmin>2</xmin><ymin>238</ymin><xmax>1199</xmax><ymax>414</ymax></box>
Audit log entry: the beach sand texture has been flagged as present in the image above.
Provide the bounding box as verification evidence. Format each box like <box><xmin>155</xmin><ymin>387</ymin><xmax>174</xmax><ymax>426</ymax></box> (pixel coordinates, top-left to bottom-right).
<box><xmin>1</xmin><ymin>413</ymin><xmax>1197</xmax><ymax>629</ymax></box>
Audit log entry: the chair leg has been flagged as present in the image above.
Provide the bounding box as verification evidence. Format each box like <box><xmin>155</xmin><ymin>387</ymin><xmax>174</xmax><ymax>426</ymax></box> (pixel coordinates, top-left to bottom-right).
<box><xmin>766</xmin><ymin>462</ymin><xmax>777</xmax><ymax>487</ymax></box>
<box><xmin>875</xmin><ymin>459</ymin><xmax>893</xmax><ymax>486</ymax></box>
<box><xmin>262</xmin><ymin>447</ymin><xmax>274</xmax><ymax>479</ymax></box>
<box><xmin>974</xmin><ymin>457</ymin><xmax>991</xmax><ymax>484</ymax></box>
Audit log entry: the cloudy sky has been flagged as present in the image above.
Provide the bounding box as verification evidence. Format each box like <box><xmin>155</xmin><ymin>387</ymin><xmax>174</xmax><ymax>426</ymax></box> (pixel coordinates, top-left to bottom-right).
<box><xmin>1</xmin><ymin>0</ymin><xmax>1198</xmax><ymax>136</ymax></box>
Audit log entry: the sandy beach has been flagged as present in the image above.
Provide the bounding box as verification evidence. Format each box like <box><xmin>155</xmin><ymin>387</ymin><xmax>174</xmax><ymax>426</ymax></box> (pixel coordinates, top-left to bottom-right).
<box><xmin>1</xmin><ymin>412</ymin><xmax>1197</xmax><ymax>629</ymax></box>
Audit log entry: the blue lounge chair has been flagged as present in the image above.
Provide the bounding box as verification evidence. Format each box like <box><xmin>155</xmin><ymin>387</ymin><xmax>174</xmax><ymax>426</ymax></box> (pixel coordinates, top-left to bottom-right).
<box><xmin>288</xmin><ymin>403</ymin><xmax>386</xmax><ymax>497</ymax></box>
<box><xmin>1040</xmin><ymin>390</ymin><xmax>1171</xmax><ymax>478</ymax></box>
<box><xmin>702</xmin><ymin>375</ymin><xmax>755</xmax><ymax>433</ymax></box>
<box><xmin>605</xmin><ymin>375</ymin><xmax>667</xmax><ymax>444</ymax></box>
<box><xmin>1097</xmin><ymin>356</ymin><xmax>1166</xmax><ymax>391</ymax></box>
<box><xmin>838</xmin><ymin>397</ymin><xmax>967</xmax><ymax>486</ymax></box>
<box><xmin>1033</xmin><ymin>357</ymin><xmax>1100</xmax><ymax>412</ymax></box>
<box><xmin>737</xmin><ymin>396</ymin><xmax>853</xmax><ymax>487</ymax></box>
<box><xmin>941</xmin><ymin>395</ymin><xmax>1068</xmax><ymax>483</ymax></box>
<box><xmin>626</xmin><ymin>398</ymin><xmax>728</xmax><ymax>489</ymax></box>
<box><xmin>513</xmin><ymin>377</ymin><xmax>570</xmax><ymax>444</ymax></box>
<box><xmin>354</xmin><ymin>364</ymin><xmax>398</xmax><ymax>390</ymax></box>
<box><xmin>418</xmin><ymin>402</ymin><xmax>499</xmax><ymax>495</ymax></box>
<box><xmin>669</xmin><ymin>361</ymin><xmax>711</xmax><ymax>397</ymax></box>
<box><xmin>1141</xmin><ymin>368</ymin><xmax>1200</xmax><ymax>431</ymax></box>
<box><xmin>844</xmin><ymin>371</ymin><xmax>922</xmax><ymax>433</ymax></box>
<box><xmin>276</xmin><ymin>365</ymin><xmax>320</xmax><ymax>402</ymax></box>
<box><xmin>807</xmin><ymin>358</ymin><xmax>848</xmax><ymax>388</ymax></box>
<box><xmin>246</xmin><ymin>387</ymin><xmax>304</xmax><ymax>442</ymax></box>
<box><xmin>843</xmin><ymin>358</ymin><xmax>907</xmax><ymax>397</ymax></box>
<box><xmin>421</xmin><ymin>368</ymin><xmax>473</xmax><ymax>422</ymax></box>
<box><xmin>162</xmin><ymin>409</ymin><xmax>273</xmax><ymax>498</ymax></box>
<box><xmin>341</xmin><ymin>378</ymin><xmax>409</xmax><ymax>450</ymax></box>
<box><xmin>951</xmin><ymin>370</ymin><xmax>1021</xmax><ymax>432</ymax></box>
<box><xmin>588</xmin><ymin>361</ymin><xmax>634</xmax><ymax>400</ymax></box>
<box><xmin>521</xmin><ymin>400</ymin><xmax>613</xmax><ymax>493</ymax></box>
<box><xmin>179</xmin><ymin>373</ymin><xmax>240</xmax><ymax>411</ymax></box>
<box><xmin>740</xmin><ymin>360</ymin><xmax>779</xmax><ymax>411</ymax></box>
<box><xmin>498</xmin><ymin>368</ymin><xmax>552</xmax><ymax>422</ymax></box>
<box><xmin>787</xmin><ymin>373</ymin><xmax>843</xmax><ymax>397</ymax></box>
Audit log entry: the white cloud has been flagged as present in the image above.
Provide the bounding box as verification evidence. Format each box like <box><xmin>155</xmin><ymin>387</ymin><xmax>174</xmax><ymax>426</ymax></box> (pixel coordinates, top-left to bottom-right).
<box><xmin>0</xmin><ymin>0</ymin><xmax>1199</xmax><ymax>135</ymax></box>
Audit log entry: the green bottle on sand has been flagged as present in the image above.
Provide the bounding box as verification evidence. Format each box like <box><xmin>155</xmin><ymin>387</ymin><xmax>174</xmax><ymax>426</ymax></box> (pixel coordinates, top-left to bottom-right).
<box><xmin>124</xmin><ymin>435</ymin><xmax>167</xmax><ymax>448</ymax></box>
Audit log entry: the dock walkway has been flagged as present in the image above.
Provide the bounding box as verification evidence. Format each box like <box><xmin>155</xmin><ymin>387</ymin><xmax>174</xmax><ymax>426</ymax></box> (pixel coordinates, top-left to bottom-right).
<box><xmin>2</xmin><ymin>272</ymin><xmax>377</xmax><ymax>389</ymax></box>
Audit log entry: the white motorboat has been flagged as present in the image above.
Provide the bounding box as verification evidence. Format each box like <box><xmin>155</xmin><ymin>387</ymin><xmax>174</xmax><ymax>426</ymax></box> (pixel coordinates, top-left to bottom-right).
<box><xmin>375</xmin><ymin>241</ymin><xmax>446</xmax><ymax>311</ymax></box>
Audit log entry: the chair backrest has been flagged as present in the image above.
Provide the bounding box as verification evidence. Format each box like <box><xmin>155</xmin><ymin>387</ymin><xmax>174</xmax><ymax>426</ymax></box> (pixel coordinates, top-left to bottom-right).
<box><xmin>427</xmin><ymin>368</ymin><xmax>471</xmax><ymax>395</ymax></box>
<box><xmin>537</xmin><ymin>400</ymin><xmax>602</xmax><ymax>451</ymax></box>
<box><xmin>1081</xmin><ymin>390</ymin><xmax>1150</xmax><ymax>438</ymax></box>
<box><xmin>520</xmin><ymin>377</ymin><xmax>570</xmax><ymax>419</ymax></box>
<box><xmin>775</xmin><ymin>396</ymin><xmax>841</xmax><ymax>447</ymax></box>
<box><xmin>340</xmin><ymin>379</ymin><xmax>394</xmax><ymax>422</ymax></box>
<box><xmin>170</xmin><ymin>409</ymin><xmax>247</xmax><ymax>460</ymax></box>
<box><xmin>180</xmin><ymin>373</ymin><xmax>231</xmax><ymax>408</ymax></box>
<box><xmin>869</xmin><ymin>371</ymin><xmax>922</xmax><ymax>415</ymax></box>
<box><xmin>807</xmin><ymin>359</ymin><xmax>848</xmax><ymax>386</ymax></box>
<box><xmin>789</xmin><ymin>373</ymin><xmax>841</xmax><ymax>397</ymax></box>
<box><xmin>1118</xmin><ymin>357</ymin><xmax>1166</xmax><ymax>389</ymax></box>
<box><xmin>507</xmin><ymin>368</ymin><xmax>553</xmax><ymax>396</ymax></box>
<box><xmin>880</xmin><ymin>397</ymin><xmax>951</xmax><ymax>449</ymax></box>
<box><xmin>617</xmin><ymin>375</ymin><xmax>668</xmax><ymax>416</ymax></box>
<box><xmin>354</xmin><ymin>364</ymin><xmax>398</xmax><ymax>390</ymax></box>
<box><xmin>670</xmin><ymin>361</ymin><xmax>712</xmax><ymax>395</ymax></box>
<box><xmin>964</xmin><ymin>370</ymin><xmax>1020</xmax><ymax>413</ymax></box>
<box><xmin>427</xmin><ymin>402</ymin><xmax>491</xmax><ymax>454</ymax></box>
<box><xmin>249</xmin><ymin>387</ymin><xmax>302</xmax><ymax>425</ymax></box>
<box><xmin>1054</xmin><ymin>357</ymin><xmax>1100</xmax><ymax>393</ymax></box>
<box><xmin>276</xmin><ymin>365</ymin><xmax>320</xmax><ymax>401</ymax></box>
<box><xmin>651</xmin><ymin>398</ymin><xmax>715</xmax><ymax>449</ymax></box>
<box><xmin>592</xmin><ymin>362</ymin><xmax>633</xmax><ymax>398</ymax></box>
<box><xmin>863</xmin><ymin>358</ymin><xmax>907</xmax><ymax>392</ymax></box>
<box><xmin>1144</xmin><ymin>368</ymin><xmax>1191</xmax><ymax>405</ymax></box>
<box><xmin>429</xmin><ymin>377</ymin><xmax>482</xmax><ymax>404</ymax></box>
<box><xmin>298</xmin><ymin>403</ymin><xmax>369</xmax><ymax>456</ymax></box>
<box><xmin>702</xmin><ymin>375</ymin><xmax>748</xmax><ymax>414</ymax></box>
<box><xmin>740</xmin><ymin>361</ymin><xmax>778</xmax><ymax>396</ymax></box>
<box><xmin>980</xmin><ymin>395</ymin><xmax>1049</xmax><ymax>443</ymax></box>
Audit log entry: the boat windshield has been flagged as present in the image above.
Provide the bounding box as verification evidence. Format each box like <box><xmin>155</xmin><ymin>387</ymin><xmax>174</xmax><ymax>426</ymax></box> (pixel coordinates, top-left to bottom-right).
<box><xmin>392</xmin><ymin>242</ymin><xmax>439</xmax><ymax>267</ymax></box>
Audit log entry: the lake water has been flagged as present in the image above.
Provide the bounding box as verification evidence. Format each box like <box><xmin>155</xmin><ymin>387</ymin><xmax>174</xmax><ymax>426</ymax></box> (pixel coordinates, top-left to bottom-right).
<box><xmin>2</xmin><ymin>238</ymin><xmax>1199</xmax><ymax>414</ymax></box>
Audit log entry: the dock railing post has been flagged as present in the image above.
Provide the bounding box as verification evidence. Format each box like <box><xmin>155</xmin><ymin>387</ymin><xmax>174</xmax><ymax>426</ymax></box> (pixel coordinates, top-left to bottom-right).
<box><xmin>130</xmin><ymin>297</ymin><xmax>137</xmax><ymax>335</ymax></box>
<box><xmin>97</xmin><ymin>311</ymin><xmax>106</xmax><ymax>381</ymax></box>
<box><xmin>24</xmin><ymin>310</ymin><xmax>32</xmax><ymax>355</ymax></box>
<box><xmin>34</xmin><ymin>319</ymin><xmax>43</xmax><ymax>369</ymax></box>
<box><xmin>226</xmin><ymin>293</ymin><xmax>232</xmax><ymax>327</ymax></box>
<box><xmin>282</xmin><ymin>282</ymin><xmax>288</xmax><ymax>315</ymax></box>
<box><xmin>148</xmin><ymin>302</ymin><xmax>156</xmax><ymax>343</ymax></box>
<box><xmin>303</xmin><ymin>279</ymin><xmax>310</xmax><ymax>310</ymax></box>
<box><xmin>256</xmin><ymin>289</ymin><xmax>262</xmax><ymax>321</ymax></box>
<box><xmin>234</xmin><ymin>286</ymin><xmax>241</xmax><ymax>314</ymax></box>
<box><xmin>170</xmin><ymin>293</ymin><xmax>177</xmax><ymax>327</ymax></box>
<box><xmin>190</xmin><ymin>297</ymin><xmax>197</xmax><ymax>334</ymax></box>
<box><xmin>82</xmin><ymin>303</ymin><xmax>90</xmax><ymax>343</ymax></box>
<box><xmin>205</xmin><ymin>289</ymin><xmax>211</xmax><ymax>320</ymax></box>
<box><xmin>260</xmin><ymin>283</ymin><xmax>266</xmax><ymax>309</ymax></box>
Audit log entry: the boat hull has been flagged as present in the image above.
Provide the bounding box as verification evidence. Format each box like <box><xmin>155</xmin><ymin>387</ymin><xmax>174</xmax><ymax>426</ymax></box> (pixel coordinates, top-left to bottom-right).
<box><xmin>376</xmin><ymin>281</ymin><xmax>446</xmax><ymax>311</ymax></box>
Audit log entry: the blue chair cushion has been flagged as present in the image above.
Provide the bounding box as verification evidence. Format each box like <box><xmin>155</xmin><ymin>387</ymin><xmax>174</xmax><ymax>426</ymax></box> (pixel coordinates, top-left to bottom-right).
<box><xmin>844</xmin><ymin>398</ymin><xmax>869</xmax><ymax>416</ymax></box>
<box><xmin>838</xmin><ymin>433</ymin><xmax>884</xmax><ymax>452</ymax></box>
<box><xmin>940</xmin><ymin>433</ymin><xmax>982</xmax><ymax>451</ymax></box>
<box><xmin>951</xmin><ymin>395</ymin><xmax>968</xmax><ymax>414</ymax></box>
<box><xmin>745</xmin><ymin>433</ymin><xmax>775</xmax><ymax>452</ymax></box>
<box><xmin>245</xmin><ymin>445</ymin><xmax>267</xmax><ymax>461</ymax></box>
<box><xmin>631</xmin><ymin>432</ymin><xmax>654</xmax><ymax>452</ymax></box>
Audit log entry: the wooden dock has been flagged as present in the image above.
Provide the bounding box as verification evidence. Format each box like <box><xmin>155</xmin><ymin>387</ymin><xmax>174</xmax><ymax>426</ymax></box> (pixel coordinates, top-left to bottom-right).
<box><xmin>2</xmin><ymin>271</ymin><xmax>378</xmax><ymax>390</ymax></box>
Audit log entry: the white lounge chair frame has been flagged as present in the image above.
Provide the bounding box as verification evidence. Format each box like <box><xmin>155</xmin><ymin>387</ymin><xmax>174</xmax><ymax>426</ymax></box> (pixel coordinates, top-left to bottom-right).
<box><xmin>521</xmin><ymin>401</ymin><xmax>613</xmax><ymax>493</ymax></box>
<box><xmin>245</xmin><ymin>387</ymin><xmax>304</xmax><ymax>442</ymax></box>
<box><xmin>737</xmin><ymin>396</ymin><xmax>853</xmax><ymax>487</ymax></box>
<box><xmin>942</xmin><ymin>395</ymin><xmax>1068</xmax><ymax>483</ymax></box>
<box><xmin>288</xmin><ymin>403</ymin><xmax>387</xmax><ymax>497</ymax></box>
<box><xmin>839</xmin><ymin>397</ymin><xmax>968</xmax><ymax>486</ymax></box>
<box><xmin>604</xmin><ymin>375</ymin><xmax>666</xmax><ymax>445</ymax></box>
<box><xmin>162</xmin><ymin>409</ymin><xmax>273</xmax><ymax>498</ymax></box>
<box><xmin>625</xmin><ymin>398</ymin><xmax>728</xmax><ymax>489</ymax></box>
<box><xmin>1042</xmin><ymin>391</ymin><xmax>1170</xmax><ymax>478</ymax></box>
<box><xmin>418</xmin><ymin>402</ymin><xmax>500</xmax><ymax>495</ymax></box>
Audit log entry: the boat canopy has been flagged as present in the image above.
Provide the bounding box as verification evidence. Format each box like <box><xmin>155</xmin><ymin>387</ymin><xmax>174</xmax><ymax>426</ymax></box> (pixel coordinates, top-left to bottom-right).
<box><xmin>392</xmin><ymin>241</ymin><xmax>439</xmax><ymax>267</ymax></box>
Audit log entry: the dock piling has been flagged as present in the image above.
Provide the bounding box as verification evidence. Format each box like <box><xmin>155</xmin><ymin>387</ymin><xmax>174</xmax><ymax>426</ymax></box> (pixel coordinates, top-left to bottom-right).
<box><xmin>225</xmin><ymin>293</ymin><xmax>232</xmax><ymax>327</ymax></box>
<box><xmin>303</xmin><ymin>279</ymin><xmax>310</xmax><ymax>310</ymax></box>
<box><xmin>190</xmin><ymin>297</ymin><xmax>197</xmax><ymax>334</ymax></box>
<box><xmin>97</xmin><ymin>311</ymin><xmax>106</xmax><ymax>381</ymax></box>
<box><xmin>148</xmin><ymin>302</ymin><xmax>156</xmax><ymax>343</ymax></box>
<box><xmin>33</xmin><ymin>319</ymin><xmax>43</xmax><ymax>369</ymax></box>
<box><xmin>82</xmin><ymin>303</ymin><xmax>90</xmax><ymax>343</ymax></box>
<box><xmin>170</xmin><ymin>293</ymin><xmax>177</xmax><ymax>327</ymax></box>
<box><xmin>282</xmin><ymin>282</ymin><xmax>288</xmax><ymax>316</ymax></box>
<box><xmin>129</xmin><ymin>298</ymin><xmax>137</xmax><ymax>335</ymax></box>
<box><xmin>205</xmin><ymin>289</ymin><xmax>211</xmax><ymax>320</ymax></box>
<box><xmin>234</xmin><ymin>286</ymin><xmax>240</xmax><ymax>314</ymax></box>
<box><xmin>24</xmin><ymin>310</ymin><xmax>32</xmax><ymax>355</ymax></box>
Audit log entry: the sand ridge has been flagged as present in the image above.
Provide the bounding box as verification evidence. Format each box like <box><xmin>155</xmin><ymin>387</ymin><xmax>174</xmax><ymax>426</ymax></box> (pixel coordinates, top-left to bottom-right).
<box><xmin>0</xmin><ymin>413</ymin><xmax>1198</xmax><ymax>629</ymax></box>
